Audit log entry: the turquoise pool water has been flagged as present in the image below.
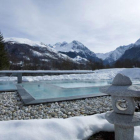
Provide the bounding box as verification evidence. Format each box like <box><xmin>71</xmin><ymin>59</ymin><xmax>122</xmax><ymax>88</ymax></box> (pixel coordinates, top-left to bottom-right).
<box><xmin>0</xmin><ymin>82</ymin><xmax>17</xmax><ymax>91</ymax></box>
<box><xmin>20</xmin><ymin>80</ymin><xmax>111</xmax><ymax>100</ymax></box>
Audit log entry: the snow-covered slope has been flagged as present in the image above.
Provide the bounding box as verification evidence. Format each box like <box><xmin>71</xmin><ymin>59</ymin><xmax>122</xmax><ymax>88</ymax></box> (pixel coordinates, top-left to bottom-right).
<box><xmin>53</xmin><ymin>40</ymin><xmax>101</xmax><ymax>62</ymax></box>
<box><xmin>4</xmin><ymin>37</ymin><xmax>48</xmax><ymax>48</ymax></box>
<box><xmin>104</xmin><ymin>44</ymin><xmax>134</xmax><ymax>64</ymax></box>
<box><xmin>96</xmin><ymin>38</ymin><xmax>140</xmax><ymax>64</ymax></box>
<box><xmin>97</xmin><ymin>44</ymin><xmax>133</xmax><ymax>62</ymax></box>
<box><xmin>119</xmin><ymin>44</ymin><xmax>140</xmax><ymax>61</ymax></box>
<box><xmin>96</xmin><ymin>51</ymin><xmax>113</xmax><ymax>60</ymax></box>
<box><xmin>135</xmin><ymin>38</ymin><xmax>140</xmax><ymax>46</ymax></box>
<box><xmin>47</xmin><ymin>44</ymin><xmax>53</xmax><ymax>48</ymax></box>
<box><xmin>119</xmin><ymin>39</ymin><xmax>140</xmax><ymax>61</ymax></box>
<box><xmin>53</xmin><ymin>41</ymin><xmax>68</xmax><ymax>51</ymax></box>
<box><xmin>73</xmin><ymin>55</ymin><xmax>88</xmax><ymax>64</ymax></box>
<box><xmin>54</xmin><ymin>40</ymin><xmax>87</xmax><ymax>53</ymax></box>
<box><xmin>5</xmin><ymin>37</ymin><xmax>62</xmax><ymax>54</ymax></box>
<box><xmin>4</xmin><ymin>38</ymin><xmax>75</xmax><ymax>68</ymax></box>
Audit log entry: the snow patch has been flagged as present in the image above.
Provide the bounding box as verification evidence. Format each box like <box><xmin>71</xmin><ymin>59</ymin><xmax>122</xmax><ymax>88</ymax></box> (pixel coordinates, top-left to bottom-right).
<box><xmin>31</xmin><ymin>50</ymin><xmax>42</xmax><ymax>57</ymax></box>
<box><xmin>41</xmin><ymin>59</ymin><xmax>49</xmax><ymax>62</ymax></box>
<box><xmin>0</xmin><ymin>113</ymin><xmax>114</xmax><ymax>140</ymax></box>
<box><xmin>4</xmin><ymin>37</ymin><xmax>48</xmax><ymax>48</ymax></box>
<box><xmin>73</xmin><ymin>56</ymin><xmax>88</xmax><ymax>63</ymax></box>
<box><xmin>23</xmin><ymin>56</ymin><xmax>30</xmax><ymax>60</ymax></box>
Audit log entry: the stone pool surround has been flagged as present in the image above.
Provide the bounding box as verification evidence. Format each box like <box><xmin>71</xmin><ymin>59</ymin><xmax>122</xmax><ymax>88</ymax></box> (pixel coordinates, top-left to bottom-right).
<box><xmin>0</xmin><ymin>92</ymin><xmax>112</xmax><ymax>121</ymax></box>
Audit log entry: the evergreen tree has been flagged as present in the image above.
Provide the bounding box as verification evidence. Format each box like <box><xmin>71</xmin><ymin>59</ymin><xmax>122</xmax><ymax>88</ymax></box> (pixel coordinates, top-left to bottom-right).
<box><xmin>0</xmin><ymin>32</ymin><xmax>9</xmax><ymax>70</ymax></box>
<box><xmin>114</xmin><ymin>60</ymin><xmax>122</xmax><ymax>68</ymax></box>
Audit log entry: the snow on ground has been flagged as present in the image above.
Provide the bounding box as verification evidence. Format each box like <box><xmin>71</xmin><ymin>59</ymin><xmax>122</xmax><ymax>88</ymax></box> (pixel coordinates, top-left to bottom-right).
<box><xmin>0</xmin><ymin>68</ymin><xmax>140</xmax><ymax>82</ymax></box>
<box><xmin>0</xmin><ymin>113</ymin><xmax>140</xmax><ymax>140</ymax></box>
<box><xmin>120</xmin><ymin>68</ymin><xmax>140</xmax><ymax>79</ymax></box>
<box><xmin>0</xmin><ymin>113</ymin><xmax>113</xmax><ymax>140</ymax></box>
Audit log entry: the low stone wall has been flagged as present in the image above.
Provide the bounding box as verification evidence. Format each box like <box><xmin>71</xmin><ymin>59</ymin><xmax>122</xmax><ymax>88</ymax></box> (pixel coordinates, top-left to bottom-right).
<box><xmin>0</xmin><ymin>92</ymin><xmax>112</xmax><ymax>121</ymax></box>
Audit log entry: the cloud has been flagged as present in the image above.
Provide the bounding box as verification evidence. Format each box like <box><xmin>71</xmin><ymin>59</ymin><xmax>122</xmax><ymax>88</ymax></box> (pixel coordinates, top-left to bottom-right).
<box><xmin>1</xmin><ymin>0</ymin><xmax>140</xmax><ymax>53</ymax></box>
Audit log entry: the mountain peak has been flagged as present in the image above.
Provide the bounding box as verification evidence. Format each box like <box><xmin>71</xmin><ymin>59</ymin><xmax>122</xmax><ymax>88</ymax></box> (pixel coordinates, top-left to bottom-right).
<box><xmin>53</xmin><ymin>40</ymin><xmax>99</xmax><ymax>62</ymax></box>
<box><xmin>54</xmin><ymin>40</ymin><xmax>87</xmax><ymax>53</ymax></box>
<box><xmin>61</xmin><ymin>41</ymin><xmax>68</xmax><ymax>46</ymax></box>
<box><xmin>135</xmin><ymin>38</ymin><xmax>140</xmax><ymax>46</ymax></box>
<box><xmin>72</xmin><ymin>40</ymin><xmax>82</xmax><ymax>45</ymax></box>
<box><xmin>54</xmin><ymin>42</ymin><xmax>61</xmax><ymax>45</ymax></box>
<box><xmin>72</xmin><ymin>40</ymin><xmax>79</xmax><ymax>43</ymax></box>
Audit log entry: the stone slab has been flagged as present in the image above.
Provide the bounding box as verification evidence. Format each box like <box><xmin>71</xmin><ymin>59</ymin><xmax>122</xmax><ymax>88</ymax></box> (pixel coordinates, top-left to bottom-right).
<box><xmin>100</xmin><ymin>85</ymin><xmax>140</xmax><ymax>97</ymax></box>
<box><xmin>105</xmin><ymin>111</ymin><xmax>140</xmax><ymax>126</ymax></box>
<box><xmin>16</xmin><ymin>85</ymin><xmax>35</xmax><ymax>104</ymax></box>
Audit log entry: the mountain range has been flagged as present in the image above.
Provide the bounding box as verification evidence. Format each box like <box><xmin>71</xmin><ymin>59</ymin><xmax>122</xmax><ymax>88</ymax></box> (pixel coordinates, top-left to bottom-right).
<box><xmin>4</xmin><ymin>38</ymin><xmax>69</xmax><ymax>63</ymax></box>
<box><xmin>4</xmin><ymin>37</ymin><xmax>140</xmax><ymax>68</ymax></box>
<box><xmin>4</xmin><ymin>38</ymin><xmax>101</xmax><ymax>66</ymax></box>
<box><xmin>96</xmin><ymin>39</ymin><xmax>140</xmax><ymax>65</ymax></box>
<box><xmin>53</xmin><ymin>40</ymin><xmax>101</xmax><ymax>62</ymax></box>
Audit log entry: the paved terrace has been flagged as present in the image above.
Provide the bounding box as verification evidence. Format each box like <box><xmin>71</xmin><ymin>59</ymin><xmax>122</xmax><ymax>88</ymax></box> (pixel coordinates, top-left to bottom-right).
<box><xmin>0</xmin><ymin>70</ymin><xmax>94</xmax><ymax>83</ymax></box>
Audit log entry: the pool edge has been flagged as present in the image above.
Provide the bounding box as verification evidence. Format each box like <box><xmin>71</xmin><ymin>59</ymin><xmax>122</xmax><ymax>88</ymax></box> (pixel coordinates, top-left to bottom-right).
<box><xmin>17</xmin><ymin>85</ymin><xmax>35</xmax><ymax>105</ymax></box>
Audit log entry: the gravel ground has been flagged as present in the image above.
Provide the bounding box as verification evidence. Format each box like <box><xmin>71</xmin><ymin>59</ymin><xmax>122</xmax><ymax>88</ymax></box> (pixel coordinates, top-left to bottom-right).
<box><xmin>0</xmin><ymin>92</ymin><xmax>113</xmax><ymax>121</ymax></box>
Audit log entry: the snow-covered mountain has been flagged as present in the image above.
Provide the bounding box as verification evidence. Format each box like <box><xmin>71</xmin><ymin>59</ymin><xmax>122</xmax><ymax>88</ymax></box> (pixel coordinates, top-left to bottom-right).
<box><xmin>96</xmin><ymin>38</ymin><xmax>140</xmax><ymax>64</ymax></box>
<box><xmin>53</xmin><ymin>41</ymin><xmax>86</xmax><ymax>52</ymax></box>
<box><xmin>53</xmin><ymin>40</ymin><xmax>101</xmax><ymax>62</ymax></box>
<box><xmin>119</xmin><ymin>44</ymin><xmax>140</xmax><ymax>61</ymax></box>
<box><xmin>4</xmin><ymin>38</ymin><xmax>76</xmax><ymax>69</ymax></box>
<box><xmin>118</xmin><ymin>40</ymin><xmax>140</xmax><ymax>62</ymax></box>
<box><xmin>5</xmin><ymin>38</ymin><xmax>48</xmax><ymax>48</ymax></box>
<box><xmin>96</xmin><ymin>44</ymin><xmax>133</xmax><ymax>62</ymax></box>
<box><xmin>135</xmin><ymin>38</ymin><xmax>140</xmax><ymax>46</ymax></box>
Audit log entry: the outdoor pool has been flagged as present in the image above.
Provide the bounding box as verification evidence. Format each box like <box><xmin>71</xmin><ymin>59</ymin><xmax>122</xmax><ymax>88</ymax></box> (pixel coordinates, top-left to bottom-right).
<box><xmin>17</xmin><ymin>80</ymin><xmax>111</xmax><ymax>105</ymax></box>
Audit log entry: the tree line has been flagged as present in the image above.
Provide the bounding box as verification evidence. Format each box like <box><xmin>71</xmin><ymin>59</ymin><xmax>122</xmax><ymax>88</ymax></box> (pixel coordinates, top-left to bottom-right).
<box><xmin>0</xmin><ymin>32</ymin><xmax>9</xmax><ymax>70</ymax></box>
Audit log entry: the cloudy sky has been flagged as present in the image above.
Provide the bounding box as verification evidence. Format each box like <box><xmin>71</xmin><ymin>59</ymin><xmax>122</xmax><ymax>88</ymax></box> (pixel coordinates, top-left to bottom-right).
<box><xmin>1</xmin><ymin>0</ymin><xmax>140</xmax><ymax>53</ymax></box>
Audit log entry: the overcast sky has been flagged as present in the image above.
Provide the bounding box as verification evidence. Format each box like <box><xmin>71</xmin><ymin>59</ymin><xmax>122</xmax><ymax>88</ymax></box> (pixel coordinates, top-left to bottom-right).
<box><xmin>1</xmin><ymin>0</ymin><xmax>140</xmax><ymax>53</ymax></box>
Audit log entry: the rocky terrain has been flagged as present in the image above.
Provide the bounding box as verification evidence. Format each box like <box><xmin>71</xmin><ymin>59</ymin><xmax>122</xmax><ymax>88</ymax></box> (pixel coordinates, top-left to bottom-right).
<box><xmin>0</xmin><ymin>92</ymin><xmax>112</xmax><ymax>121</ymax></box>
